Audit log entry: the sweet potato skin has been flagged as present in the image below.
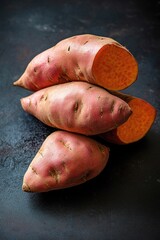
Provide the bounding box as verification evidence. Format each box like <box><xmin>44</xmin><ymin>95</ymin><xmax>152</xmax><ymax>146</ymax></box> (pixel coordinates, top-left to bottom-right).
<box><xmin>14</xmin><ymin>34</ymin><xmax>138</xmax><ymax>91</ymax></box>
<box><xmin>100</xmin><ymin>91</ymin><xmax>157</xmax><ymax>144</ymax></box>
<box><xmin>22</xmin><ymin>130</ymin><xmax>109</xmax><ymax>192</ymax></box>
<box><xmin>20</xmin><ymin>82</ymin><xmax>132</xmax><ymax>135</ymax></box>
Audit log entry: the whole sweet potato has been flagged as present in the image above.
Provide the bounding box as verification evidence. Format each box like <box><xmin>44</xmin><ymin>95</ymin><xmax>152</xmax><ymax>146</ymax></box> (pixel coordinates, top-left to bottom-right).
<box><xmin>20</xmin><ymin>82</ymin><xmax>132</xmax><ymax>135</ymax></box>
<box><xmin>14</xmin><ymin>34</ymin><xmax>138</xmax><ymax>91</ymax></box>
<box><xmin>22</xmin><ymin>130</ymin><xmax>109</xmax><ymax>192</ymax></box>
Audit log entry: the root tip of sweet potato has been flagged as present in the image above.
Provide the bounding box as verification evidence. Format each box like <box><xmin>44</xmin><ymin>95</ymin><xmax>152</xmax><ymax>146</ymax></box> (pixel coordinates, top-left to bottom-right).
<box><xmin>22</xmin><ymin>182</ymin><xmax>32</xmax><ymax>192</ymax></box>
<box><xmin>20</xmin><ymin>97</ymin><xmax>31</xmax><ymax>112</ymax></box>
<box><xmin>13</xmin><ymin>78</ymin><xmax>24</xmax><ymax>88</ymax></box>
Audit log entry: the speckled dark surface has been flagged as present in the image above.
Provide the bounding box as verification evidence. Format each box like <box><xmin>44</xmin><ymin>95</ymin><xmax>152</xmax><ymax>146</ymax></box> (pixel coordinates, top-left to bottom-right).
<box><xmin>0</xmin><ymin>0</ymin><xmax>160</xmax><ymax>239</ymax></box>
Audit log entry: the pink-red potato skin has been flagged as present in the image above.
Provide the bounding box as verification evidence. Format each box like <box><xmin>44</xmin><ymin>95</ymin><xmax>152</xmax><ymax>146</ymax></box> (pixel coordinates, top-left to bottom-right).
<box><xmin>14</xmin><ymin>34</ymin><xmax>138</xmax><ymax>91</ymax></box>
<box><xmin>20</xmin><ymin>82</ymin><xmax>132</xmax><ymax>135</ymax></box>
<box><xmin>22</xmin><ymin>131</ymin><xmax>109</xmax><ymax>192</ymax></box>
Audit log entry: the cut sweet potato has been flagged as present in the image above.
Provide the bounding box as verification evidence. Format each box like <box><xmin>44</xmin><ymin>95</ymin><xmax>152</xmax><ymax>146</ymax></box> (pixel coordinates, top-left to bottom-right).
<box><xmin>14</xmin><ymin>34</ymin><xmax>138</xmax><ymax>91</ymax></box>
<box><xmin>100</xmin><ymin>91</ymin><xmax>157</xmax><ymax>144</ymax></box>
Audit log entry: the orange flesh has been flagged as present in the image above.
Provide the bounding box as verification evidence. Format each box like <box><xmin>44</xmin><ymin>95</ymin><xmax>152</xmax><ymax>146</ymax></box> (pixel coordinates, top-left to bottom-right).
<box><xmin>93</xmin><ymin>44</ymin><xmax>138</xmax><ymax>90</ymax></box>
<box><xmin>116</xmin><ymin>98</ymin><xmax>156</xmax><ymax>143</ymax></box>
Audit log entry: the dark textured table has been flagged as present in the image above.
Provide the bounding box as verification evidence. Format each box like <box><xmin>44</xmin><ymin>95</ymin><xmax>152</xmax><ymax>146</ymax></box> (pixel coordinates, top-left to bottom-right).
<box><xmin>0</xmin><ymin>1</ymin><xmax>160</xmax><ymax>239</ymax></box>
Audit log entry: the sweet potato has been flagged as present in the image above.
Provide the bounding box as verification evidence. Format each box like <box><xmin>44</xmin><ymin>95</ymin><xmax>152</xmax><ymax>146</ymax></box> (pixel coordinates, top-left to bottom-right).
<box><xmin>100</xmin><ymin>91</ymin><xmax>157</xmax><ymax>144</ymax></box>
<box><xmin>22</xmin><ymin>130</ymin><xmax>109</xmax><ymax>192</ymax></box>
<box><xmin>20</xmin><ymin>82</ymin><xmax>132</xmax><ymax>135</ymax></box>
<box><xmin>14</xmin><ymin>34</ymin><xmax>138</xmax><ymax>91</ymax></box>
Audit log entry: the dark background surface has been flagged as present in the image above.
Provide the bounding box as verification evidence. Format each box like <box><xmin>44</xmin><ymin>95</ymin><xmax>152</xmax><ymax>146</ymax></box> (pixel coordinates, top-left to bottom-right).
<box><xmin>0</xmin><ymin>0</ymin><xmax>160</xmax><ymax>239</ymax></box>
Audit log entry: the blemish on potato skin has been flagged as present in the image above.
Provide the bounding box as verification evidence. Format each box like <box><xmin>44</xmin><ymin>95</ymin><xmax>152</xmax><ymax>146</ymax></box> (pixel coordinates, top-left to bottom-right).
<box><xmin>30</xmin><ymin>165</ymin><xmax>38</xmax><ymax>175</ymax></box>
<box><xmin>61</xmin><ymin>67</ymin><xmax>68</xmax><ymax>78</ymax></box>
<box><xmin>83</xmin><ymin>40</ymin><xmax>89</xmax><ymax>45</ymax></box>
<box><xmin>43</xmin><ymin>94</ymin><xmax>48</xmax><ymax>101</ymax></box>
<box><xmin>59</xmin><ymin>140</ymin><xmax>72</xmax><ymax>150</ymax></box>
<box><xmin>80</xmin><ymin>171</ymin><xmax>90</xmax><ymax>182</ymax></box>
<box><xmin>60</xmin><ymin>68</ymin><xmax>71</xmax><ymax>82</ymax></box>
<box><xmin>74</xmin><ymin>101</ymin><xmax>79</xmax><ymax>112</ymax></box>
<box><xmin>40</xmin><ymin>94</ymin><xmax>48</xmax><ymax>101</ymax></box>
<box><xmin>62</xmin><ymin>161</ymin><xmax>69</xmax><ymax>173</ymax></box>
<box><xmin>97</xmin><ymin>96</ymin><xmax>103</xmax><ymax>117</ymax></box>
<box><xmin>47</xmin><ymin>56</ymin><xmax>50</xmax><ymax>63</ymax></box>
<box><xmin>75</xmin><ymin>66</ymin><xmax>84</xmax><ymax>79</ymax></box>
<box><xmin>118</xmin><ymin>104</ymin><xmax>123</xmax><ymax>112</ymax></box>
<box><xmin>97</xmin><ymin>144</ymin><xmax>106</xmax><ymax>154</ymax></box>
<box><xmin>73</xmin><ymin>101</ymin><xmax>83</xmax><ymax>116</ymax></box>
<box><xmin>75</xmin><ymin>64</ymin><xmax>84</xmax><ymax>80</ymax></box>
<box><xmin>40</xmin><ymin>94</ymin><xmax>44</xmax><ymax>101</ymax></box>
<box><xmin>49</xmin><ymin>168</ymin><xmax>60</xmax><ymax>183</ymax></box>
<box><xmin>98</xmin><ymin>37</ymin><xmax>104</xmax><ymax>40</ymax></box>
<box><xmin>78</xmin><ymin>71</ymin><xmax>84</xmax><ymax>79</ymax></box>
<box><xmin>110</xmin><ymin>100</ymin><xmax>115</xmax><ymax>113</ymax></box>
<box><xmin>100</xmin><ymin>106</ymin><xmax>104</xmax><ymax>117</ymax></box>
<box><xmin>34</xmin><ymin>67</ymin><xmax>37</xmax><ymax>73</ymax></box>
<box><xmin>86</xmin><ymin>85</ymin><xmax>93</xmax><ymax>90</ymax></box>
